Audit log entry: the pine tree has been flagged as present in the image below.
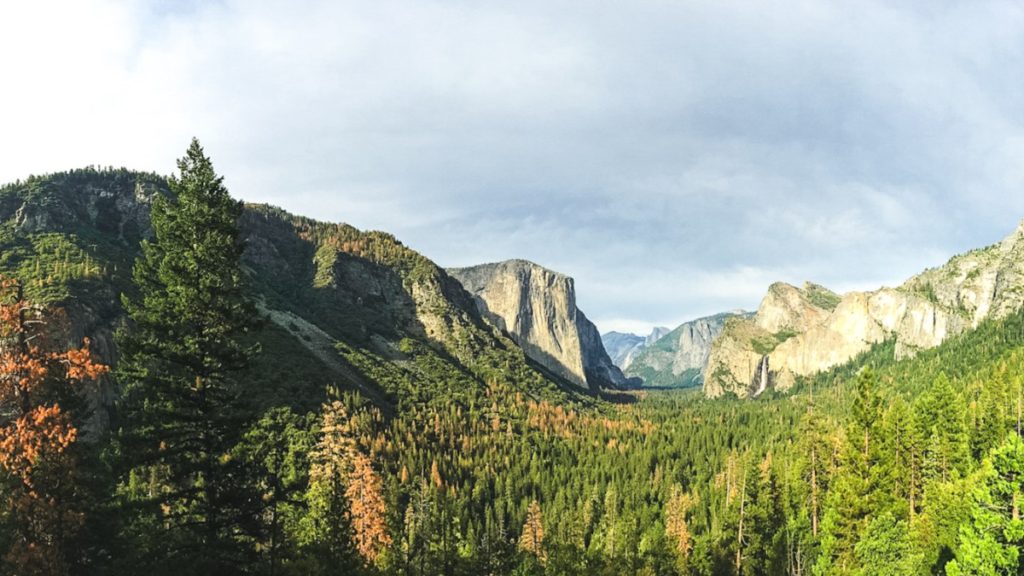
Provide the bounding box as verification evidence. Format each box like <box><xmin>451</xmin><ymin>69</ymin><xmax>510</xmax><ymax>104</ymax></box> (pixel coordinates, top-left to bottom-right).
<box><xmin>852</xmin><ymin>512</ymin><xmax>922</xmax><ymax>576</ymax></box>
<box><xmin>299</xmin><ymin>400</ymin><xmax>361</xmax><ymax>571</ymax></box>
<box><xmin>881</xmin><ymin>398</ymin><xmax>922</xmax><ymax>522</ymax></box>
<box><xmin>797</xmin><ymin>396</ymin><xmax>833</xmax><ymax>538</ymax></box>
<box><xmin>519</xmin><ymin>499</ymin><xmax>546</xmax><ymax>564</ymax></box>
<box><xmin>947</xmin><ymin>433</ymin><xmax>1024</xmax><ymax>575</ymax></box>
<box><xmin>740</xmin><ymin>454</ymin><xmax>785</xmax><ymax>576</ymax></box>
<box><xmin>115</xmin><ymin>139</ymin><xmax>257</xmax><ymax>575</ymax></box>
<box><xmin>815</xmin><ymin>369</ymin><xmax>885</xmax><ymax>575</ymax></box>
<box><xmin>346</xmin><ymin>451</ymin><xmax>391</xmax><ymax>565</ymax></box>
<box><xmin>233</xmin><ymin>407</ymin><xmax>315</xmax><ymax>576</ymax></box>
<box><xmin>400</xmin><ymin>478</ymin><xmax>437</xmax><ymax>576</ymax></box>
<box><xmin>917</xmin><ymin>374</ymin><xmax>970</xmax><ymax>483</ymax></box>
<box><xmin>664</xmin><ymin>484</ymin><xmax>698</xmax><ymax>572</ymax></box>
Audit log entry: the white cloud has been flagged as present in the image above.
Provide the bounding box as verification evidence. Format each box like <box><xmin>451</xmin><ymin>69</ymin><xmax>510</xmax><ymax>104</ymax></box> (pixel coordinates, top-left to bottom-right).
<box><xmin>1</xmin><ymin>0</ymin><xmax>1023</xmax><ymax>333</ymax></box>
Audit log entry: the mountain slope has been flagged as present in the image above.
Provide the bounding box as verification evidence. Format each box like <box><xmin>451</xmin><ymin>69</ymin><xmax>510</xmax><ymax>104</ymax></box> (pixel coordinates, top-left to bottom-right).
<box><xmin>448</xmin><ymin>260</ymin><xmax>630</xmax><ymax>390</ymax></box>
<box><xmin>601</xmin><ymin>327</ymin><xmax>671</xmax><ymax>370</ymax></box>
<box><xmin>625</xmin><ymin>312</ymin><xmax>748</xmax><ymax>388</ymax></box>
<box><xmin>705</xmin><ymin>221</ymin><xmax>1024</xmax><ymax>398</ymax></box>
<box><xmin>0</xmin><ymin>168</ymin><xmax>587</xmax><ymax>423</ymax></box>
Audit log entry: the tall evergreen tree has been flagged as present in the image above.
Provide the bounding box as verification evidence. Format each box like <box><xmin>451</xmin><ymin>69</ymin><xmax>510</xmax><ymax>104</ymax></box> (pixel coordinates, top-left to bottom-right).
<box><xmin>947</xmin><ymin>434</ymin><xmax>1024</xmax><ymax>575</ymax></box>
<box><xmin>815</xmin><ymin>369</ymin><xmax>885</xmax><ymax>575</ymax></box>
<box><xmin>916</xmin><ymin>374</ymin><xmax>970</xmax><ymax>483</ymax></box>
<box><xmin>115</xmin><ymin>139</ymin><xmax>258</xmax><ymax>575</ymax></box>
<box><xmin>233</xmin><ymin>407</ymin><xmax>316</xmax><ymax>576</ymax></box>
<box><xmin>880</xmin><ymin>397</ymin><xmax>922</xmax><ymax>522</ymax></box>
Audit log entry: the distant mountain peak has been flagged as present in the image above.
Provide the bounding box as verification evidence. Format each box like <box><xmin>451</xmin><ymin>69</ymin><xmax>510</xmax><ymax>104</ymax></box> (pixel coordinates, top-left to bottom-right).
<box><xmin>623</xmin><ymin>312</ymin><xmax>745</xmax><ymax>388</ymax></box>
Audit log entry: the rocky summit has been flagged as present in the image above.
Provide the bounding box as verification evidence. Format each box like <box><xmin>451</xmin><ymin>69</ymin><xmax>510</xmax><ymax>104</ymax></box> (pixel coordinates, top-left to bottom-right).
<box><xmin>448</xmin><ymin>260</ymin><xmax>630</xmax><ymax>390</ymax></box>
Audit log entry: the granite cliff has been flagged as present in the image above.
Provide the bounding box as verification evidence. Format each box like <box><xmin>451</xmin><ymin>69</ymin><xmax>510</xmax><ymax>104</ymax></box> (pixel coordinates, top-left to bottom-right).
<box><xmin>705</xmin><ymin>220</ymin><xmax>1024</xmax><ymax>398</ymax></box>
<box><xmin>448</xmin><ymin>260</ymin><xmax>630</xmax><ymax>390</ymax></box>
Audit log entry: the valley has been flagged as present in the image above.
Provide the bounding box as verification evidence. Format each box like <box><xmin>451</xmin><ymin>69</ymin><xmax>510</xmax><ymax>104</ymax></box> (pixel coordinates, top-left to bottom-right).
<box><xmin>2</xmin><ymin>156</ymin><xmax>1024</xmax><ymax>576</ymax></box>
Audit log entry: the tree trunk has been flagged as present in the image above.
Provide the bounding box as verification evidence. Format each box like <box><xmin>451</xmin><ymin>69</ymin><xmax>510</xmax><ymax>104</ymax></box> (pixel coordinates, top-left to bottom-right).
<box><xmin>810</xmin><ymin>446</ymin><xmax>818</xmax><ymax>537</ymax></box>
<box><xmin>735</xmin><ymin>467</ymin><xmax>746</xmax><ymax>576</ymax></box>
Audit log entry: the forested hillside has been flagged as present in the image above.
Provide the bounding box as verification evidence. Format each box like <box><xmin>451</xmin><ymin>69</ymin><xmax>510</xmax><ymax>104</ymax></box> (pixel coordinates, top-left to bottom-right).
<box><xmin>2</xmin><ymin>143</ymin><xmax>1024</xmax><ymax>575</ymax></box>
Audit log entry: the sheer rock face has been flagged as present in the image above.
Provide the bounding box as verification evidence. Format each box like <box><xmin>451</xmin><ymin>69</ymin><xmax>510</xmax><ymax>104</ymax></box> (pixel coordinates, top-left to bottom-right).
<box><xmin>602</xmin><ymin>327</ymin><xmax>671</xmax><ymax>370</ymax></box>
<box><xmin>705</xmin><ymin>220</ymin><xmax>1024</xmax><ymax>398</ymax></box>
<box><xmin>625</xmin><ymin>313</ymin><xmax>744</xmax><ymax>388</ymax></box>
<box><xmin>448</xmin><ymin>260</ymin><xmax>628</xmax><ymax>390</ymax></box>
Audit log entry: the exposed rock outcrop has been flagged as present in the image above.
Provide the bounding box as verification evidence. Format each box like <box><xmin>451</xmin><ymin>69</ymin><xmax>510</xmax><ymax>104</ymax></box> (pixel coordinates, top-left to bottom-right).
<box><xmin>0</xmin><ymin>169</ymin><xmax>584</xmax><ymax>429</ymax></box>
<box><xmin>626</xmin><ymin>312</ymin><xmax>747</xmax><ymax>388</ymax></box>
<box><xmin>705</xmin><ymin>220</ymin><xmax>1024</xmax><ymax>398</ymax></box>
<box><xmin>448</xmin><ymin>260</ymin><xmax>629</xmax><ymax>390</ymax></box>
<box><xmin>601</xmin><ymin>327</ymin><xmax>671</xmax><ymax>370</ymax></box>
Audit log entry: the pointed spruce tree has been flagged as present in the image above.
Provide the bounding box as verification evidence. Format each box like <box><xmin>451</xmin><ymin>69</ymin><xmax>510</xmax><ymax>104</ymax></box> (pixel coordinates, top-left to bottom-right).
<box><xmin>115</xmin><ymin>138</ymin><xmax>257</xmax><ymax>575</ymax></box>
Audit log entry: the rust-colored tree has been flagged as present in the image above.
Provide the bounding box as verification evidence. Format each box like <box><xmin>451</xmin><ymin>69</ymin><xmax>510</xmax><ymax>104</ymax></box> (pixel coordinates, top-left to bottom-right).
<box><xmin>304</xmin><ymin>400</ymin><xmax>391</xmax><ymax>570</ymax></box>
<box><xmin>665</xmin><ymin>484</ymin><xmax>699</xmax><ymax>571</ymax></box>
<box><xmin>346</xmin><ymin>452</ymin><xmax>392</xmax><ymax>563</ymax></box>
<box><xmin>0</xmin><ymin>278</ymin><xmax>108</xmax><ymax>576</ymax></box>
<box><xmin>518</xmin><ymin>499</ymin><xmax>546</xmax><ymax>564</ymax></box>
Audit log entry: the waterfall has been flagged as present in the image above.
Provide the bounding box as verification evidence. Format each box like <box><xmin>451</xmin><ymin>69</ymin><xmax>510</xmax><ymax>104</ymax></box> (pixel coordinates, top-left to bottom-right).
<box><xmin>752</xmin><ymin>356</ymin><xmax>769</xmax><ymax>397</ymax></box>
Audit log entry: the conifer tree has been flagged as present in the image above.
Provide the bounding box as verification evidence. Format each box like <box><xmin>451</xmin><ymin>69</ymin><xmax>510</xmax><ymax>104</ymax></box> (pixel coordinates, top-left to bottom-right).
<box><xmin>881</xmin><ymin>398</ymin><xmax>922</xmax><ymax>521</ymax></box>
<box><xmin>740</xmin><ymin>454</ymin><xmax>785</xmax><ymax>576</ymax></box>
<box><xmin>916</xmin><ymin>374</ymin><xmax>970</xmax><ymax>483</ymax></box>
<box><xmin>233</xmin><ymin>407</ymin><xmax>315</xmax><ymax>576</ymax></box>
<box><xmin>853</xmin><ymin>512</ymin><xmax>922</xmax><ymax>576</ymax></box>
<box><xmin>815</xmin><ymin>369</ymin><xmax>885</xmax><ymax>575</ymax></box>
<box><xmin>519</xmin><ymin>499</ymin><xmax>546</xmax><ymax>564</ymax></box>
<box><xmin>664</xmin><ymin>484</ymin><xmax>698</xmax><ymax>572</ymax></box>
<box><xmin>299</xmin><ymin>400</ymin><xmax>361</xmax><ymax>574</ymax></box>
<box><xmin>347</xmin><ymin>451</ymin><xmax>391</xmax><ymax>565</ymax></box>
<box><xmin>115</xmin><ymin>139</ymin><xmax>257</xmax><ymax>575</ymax></box>
<box><xmin>947</xmin><ymin>433</ymin><xmax>1024</xmax><ymax>575</ymax></box>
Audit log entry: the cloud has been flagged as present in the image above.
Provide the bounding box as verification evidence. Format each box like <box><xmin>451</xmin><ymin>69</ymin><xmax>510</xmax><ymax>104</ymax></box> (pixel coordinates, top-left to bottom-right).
<box><xmin>1</xmin><ymin>0</ymin><xmax>1023</xmax><ymax>333</ymax></box>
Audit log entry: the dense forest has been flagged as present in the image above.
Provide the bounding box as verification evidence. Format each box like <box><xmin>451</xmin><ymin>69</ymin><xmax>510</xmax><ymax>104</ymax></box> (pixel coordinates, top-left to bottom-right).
<box><xmin>2</xmin><ymin>142</ymin><xmax>1024</xmax><ymax>576</ymax></box>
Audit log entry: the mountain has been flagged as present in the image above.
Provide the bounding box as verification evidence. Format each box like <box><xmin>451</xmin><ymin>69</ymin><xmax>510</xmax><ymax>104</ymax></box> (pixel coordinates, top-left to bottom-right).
<box><xmin>0</xmin><ymin>168</ymin><xmax>585</xmax><ymax>423</ymax></box>
<box><xmin>705</xmin><ymin>220</ymin><xmax>1024</xmax><ymax>398</ymax></box>
<box><xmin>601</xmin><ymin>327</ymin><xmax>671</xmax><ymax>369</ymax></box>
<box><xmin>624</xmin><ymin>311</ymin><xmax>749</xmax><ymax>388</ymax></box>
<box><xmin>11</xmin><ymin>167</ymin><xmax>1024</xmax><ymax>576</ymax></box>
<box><xmin>601</xmin><ymin>332</ymin><xmax>643</xmax><ymax>367</ymax></box>
<box><xmin>448</xmin><ymin>260</ymin><xmax>631</xmax><ymax>390</ymax></box>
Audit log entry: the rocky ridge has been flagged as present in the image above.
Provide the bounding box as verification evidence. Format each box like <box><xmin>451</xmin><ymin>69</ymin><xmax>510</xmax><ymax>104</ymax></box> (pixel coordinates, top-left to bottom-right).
<box><xmin>0</xmin><ymin>169</ymin><xmax>585</xmax><ymax>426</ymax></box>
<box><xmin>705</xmin><ymin>220</ymin><xmax>1024</xmax><ymax>398</ymax></box>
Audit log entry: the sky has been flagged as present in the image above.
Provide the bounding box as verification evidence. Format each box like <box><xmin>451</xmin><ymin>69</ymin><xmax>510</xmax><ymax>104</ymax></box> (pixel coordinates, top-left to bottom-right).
<box><xmin>2</xmin><ymin>1</ymin><xmax>1024</xmax><ymax>334</ymax></box>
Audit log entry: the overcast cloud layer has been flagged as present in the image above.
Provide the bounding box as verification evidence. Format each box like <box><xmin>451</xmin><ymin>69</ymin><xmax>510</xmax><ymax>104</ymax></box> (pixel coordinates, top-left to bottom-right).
<box><xmin>3</xmin><ymin>1</ymin><xmax>1024</xmax><ymax>333</ymax></box>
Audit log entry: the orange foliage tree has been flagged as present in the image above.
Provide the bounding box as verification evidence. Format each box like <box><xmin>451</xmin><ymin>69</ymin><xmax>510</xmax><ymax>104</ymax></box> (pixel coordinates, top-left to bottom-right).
<box><xmin>665</xmin><ymin>484</ymin><xmax>699</xmax><ymax>570</ymax></box>
<box><xmin>0</xmin><ymin>278</ymin><xmax>108</xmax><ymax>576</ymax></box>
<box><xmin>519</xmin><ymin>499</ymin><xmax>546</xmax><ymax>563</ymax></box>
<box><xmin>346</xmin><ymin>452</ymin><xmax>391</xmax><ymax>563</ymax></box>
<box><xmin>308</xmin><ymin>400</ymin><xmax>391</xmax><ymax>567</ymax></box>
